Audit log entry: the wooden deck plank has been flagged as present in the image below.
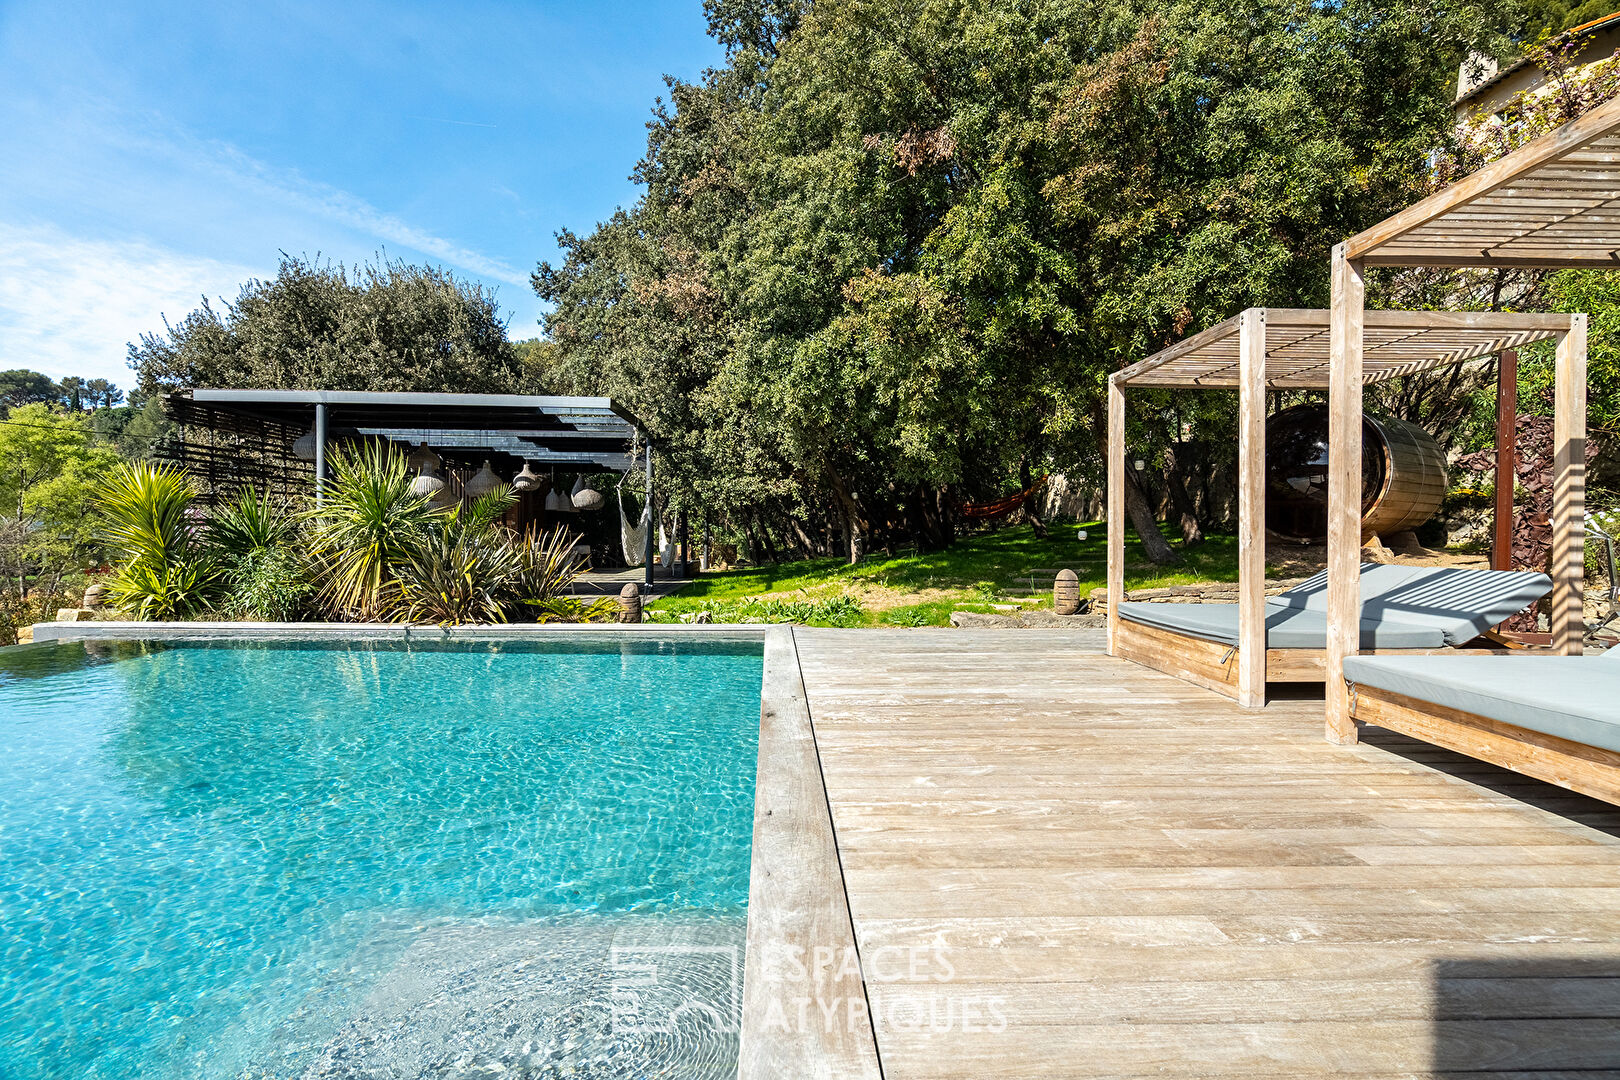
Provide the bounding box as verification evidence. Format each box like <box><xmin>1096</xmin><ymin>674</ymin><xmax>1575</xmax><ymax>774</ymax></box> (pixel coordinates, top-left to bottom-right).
<box><xmin>792</xmin><ymin>628</ymin><xmax>1620</xmax><ymax>1079</ymax></box>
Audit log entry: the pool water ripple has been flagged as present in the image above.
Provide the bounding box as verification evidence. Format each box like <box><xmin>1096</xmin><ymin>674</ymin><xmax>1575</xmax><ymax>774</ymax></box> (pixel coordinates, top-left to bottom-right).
<box><xmin>0</xmin><ymin>638</ymin><xmax>762</xmax><ymax>1079</ymax></box>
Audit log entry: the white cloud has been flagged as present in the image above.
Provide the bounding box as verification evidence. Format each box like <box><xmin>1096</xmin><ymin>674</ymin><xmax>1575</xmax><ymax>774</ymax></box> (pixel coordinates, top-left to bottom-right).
<box><xmin>0</xmin><ymin>222</ymin><xmax>261</xmax><ymax>383</ymax></box>
<box><xmin>192</xmin><ymin>140</ymin><xmax>531</xmax><ymax>288</ymax></box>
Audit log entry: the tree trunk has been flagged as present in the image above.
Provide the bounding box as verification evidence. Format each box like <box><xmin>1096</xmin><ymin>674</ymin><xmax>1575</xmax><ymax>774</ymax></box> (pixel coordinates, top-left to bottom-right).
<box><xmin>828</xmin><ymin>469</ymin><xmax>865</xmax><ymax>564</ymax></box>
<box><xmin>1166</xmin><ymin>445</ymin><xmax>1204</xmax><ymax>546</ymax></box>
<box><xmin>752</xmin><ymin>513</ymin><xmax>780</xmax><ymax>565</ymax></box>
<box><xmin>1125</xmin><ymin>471</ymin><xmax>1181</xmax><ymax>565</ymax></box>
<box><xmin>1020</xmin><ymin>458</ymin><xmax>1048</xmax><ymax>539</ymax></box>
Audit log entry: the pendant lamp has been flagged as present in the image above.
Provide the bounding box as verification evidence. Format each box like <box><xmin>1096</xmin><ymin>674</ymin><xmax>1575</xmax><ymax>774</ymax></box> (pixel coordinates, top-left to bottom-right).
<box><xmin>512</xmin><ymin>462</ymin><xmax>542</xmax><ymax>492</ymax></box>
<box><xmin>291</xmin><ymin>422</ymin><xmax>318</xmax><ymax>462</ymax></box>
<box><xmin>464</xmin><ymin>460</ymin><xmax>504</xmax><ymax>499</ymax></box>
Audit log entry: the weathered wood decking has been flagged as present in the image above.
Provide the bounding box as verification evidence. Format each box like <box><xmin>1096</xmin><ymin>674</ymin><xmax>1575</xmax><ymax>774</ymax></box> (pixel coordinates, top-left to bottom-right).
<box><xmin>793</xmin><ymin>628</ymin><xmax>1620</xmax><ymax>1078</ymax></box>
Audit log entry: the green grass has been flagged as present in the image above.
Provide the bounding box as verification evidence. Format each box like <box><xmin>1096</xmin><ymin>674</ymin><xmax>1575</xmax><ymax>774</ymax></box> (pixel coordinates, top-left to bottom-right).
<box><xmin>648</xmin><ymin>523</ymin><xmax>1243</xmax><ymax>627</ymax></box>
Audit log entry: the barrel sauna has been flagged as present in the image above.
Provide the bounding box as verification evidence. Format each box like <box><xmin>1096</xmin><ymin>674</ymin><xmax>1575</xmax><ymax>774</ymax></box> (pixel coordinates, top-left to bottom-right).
<box><xmin>1264</xmin><ymin>403</ymin><xmax>1448</xmax><ymax>542</ymax></box>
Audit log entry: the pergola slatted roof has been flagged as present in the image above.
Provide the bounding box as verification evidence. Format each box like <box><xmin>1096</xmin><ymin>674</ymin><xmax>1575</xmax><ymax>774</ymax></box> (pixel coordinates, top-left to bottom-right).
<box><xmin>1114</xmin><ymin>308</ymin><xmax>1570</xmax><ymax>389</ymax></box>
<box><xmin>1344</xmin><ymin>93</ymin><xmax>1620</xmax><ymax>267</ymax></box>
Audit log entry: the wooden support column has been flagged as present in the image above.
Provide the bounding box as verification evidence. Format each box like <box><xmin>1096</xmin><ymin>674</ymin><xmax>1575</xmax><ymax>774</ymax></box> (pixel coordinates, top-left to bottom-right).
<box><xmin>1493</xmin><ymin>349</ymin><xmax>1518</xmax><ymax>572</ymax></box>
<box><xmin>1236</xmin><ymin>309</ymin><xmax>1267</xmax><ymax>708</ymax></box>
<box><xmin>1326</xmin><ymin>246</ymin><xmax>1365</xmax><ymax>744</ymax></box>
<box><xmin>1552</xmin><ymin>316</ymin><xmax>1587</xmax><ymax>654</ymax></box>
<box><xmin>1107</xmin><ymin>378</ymin><xmax>1125</xmax><ymax>655</ymax></box>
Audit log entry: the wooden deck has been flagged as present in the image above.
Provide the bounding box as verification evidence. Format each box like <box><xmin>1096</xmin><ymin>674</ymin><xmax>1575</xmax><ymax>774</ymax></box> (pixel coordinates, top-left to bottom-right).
<box><xmin>793</xmin><ymin>628</ymin><xmax>1620</xmax><ymax>1078</ymax></box>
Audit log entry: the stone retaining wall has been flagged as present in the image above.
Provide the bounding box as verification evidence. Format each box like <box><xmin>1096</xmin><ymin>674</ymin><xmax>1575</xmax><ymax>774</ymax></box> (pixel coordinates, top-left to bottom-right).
<box><xmin>1087</xmin><ymin>578</ymin><xmax>1313</xmax><ymax>609</ymax></box>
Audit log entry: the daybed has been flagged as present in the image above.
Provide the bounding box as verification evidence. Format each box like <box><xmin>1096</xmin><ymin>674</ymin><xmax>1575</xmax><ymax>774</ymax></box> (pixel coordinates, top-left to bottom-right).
<box><xmin>1345</xmin><ymin>648</ymin><xmax>1620</xmax><ymax>805</ymax></box>
<box><xmin>1113</xmin><ymin>563</ymin><xmax>1549</xmax><ymax>701</ymax></box>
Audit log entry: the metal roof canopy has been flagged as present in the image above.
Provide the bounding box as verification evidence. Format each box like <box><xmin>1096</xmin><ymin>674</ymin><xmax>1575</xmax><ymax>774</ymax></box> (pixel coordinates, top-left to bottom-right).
<box><xmin>1114</xmin><ymin>308</ymin><xmax>1574</xmax><ymax>389</ymax></box>
<box><xmin>168</xmin><ymin>389</ymin><xmax>645</xmax><ymax>470</ymax></box>
<box><xmin>1343</xmin><ymin>92</ymin><xmax>1620</xmax><ymax>268</ymax></box>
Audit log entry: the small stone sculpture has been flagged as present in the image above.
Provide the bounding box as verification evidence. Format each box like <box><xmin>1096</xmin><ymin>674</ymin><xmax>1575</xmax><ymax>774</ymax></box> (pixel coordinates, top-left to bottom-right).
<box><xmin>618</xmin><ymin>583</ymin><xmax>643</xmax><ymax>624</ymax></box>
<box><xmin>1054</xmin><ymin>568</ymin><xmax>1081</xmax><ymax>615</ymax></box>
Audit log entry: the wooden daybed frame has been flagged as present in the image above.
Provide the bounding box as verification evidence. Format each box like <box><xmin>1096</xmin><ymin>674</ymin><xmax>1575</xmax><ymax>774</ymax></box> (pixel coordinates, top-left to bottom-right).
<box><xmin>1350</xmin><ymin>680</ymin><xmax>1620</xmax><ymax>805</ymax></box>
<box><xmin>1324</xmin><ymin>93</ymin><xmax>1620</xmax><ymax>754</ymax></box>
<box><xmin>1105</xmin><ymin>307</ymin><xmax>1582</xmax><ymax>708</ymax></box>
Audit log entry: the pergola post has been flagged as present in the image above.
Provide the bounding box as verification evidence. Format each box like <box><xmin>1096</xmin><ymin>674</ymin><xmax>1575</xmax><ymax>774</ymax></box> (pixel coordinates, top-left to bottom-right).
<box><xmin>313</xmin><ymin>401</ymin><xmax>328</xmax><ymax>506</ymax></box>
<box><xmin>1236</xmin><ymin>309</ymin><xmax>1267</xmax><ymax>708</ymax></box>
<box><xmin>1493</xmin><ymin>349</ymin><xmax>1518</xmax><ymax>573</ymax></box>
<box><xmin>1553</xmin><ymin>316</ymin><xmax>1588</xmax><ymax>654</ymax></box>
<box><xmin>643</xmin><ymin>437</ymin><xmax>655</xmax><ymax>591</ymax></box>
<box><xmin>1106</xmin><ymin>378</ymin><xmax>1125</xmax><ymax>655</ymax></box>
<box><xmin>1326</xmin><ymin>246</ymin><xmax>1365</xmax><ymax>745</ymax></box>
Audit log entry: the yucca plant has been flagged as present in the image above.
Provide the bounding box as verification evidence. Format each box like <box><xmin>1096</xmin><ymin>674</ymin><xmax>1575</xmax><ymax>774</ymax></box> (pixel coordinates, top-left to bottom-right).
<box><xmin>96</xmin><ymin>462</ymin><xmax>222</xmax><ymax>619</ymax></box>
<box><xmin>207</xmin><ymin>485</ymin><xmax>298</xmax><ymax>559</ymax></box>
<box><xmin>303</xmin><ymin>442</ymin><xmax>440</xmax><ymax>619</ymax></box>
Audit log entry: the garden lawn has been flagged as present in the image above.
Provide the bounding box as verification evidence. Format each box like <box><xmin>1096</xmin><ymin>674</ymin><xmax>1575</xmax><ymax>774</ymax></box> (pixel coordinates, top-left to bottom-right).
<box><xmin>646</xmin><ymin>523</ymin><xmax>1249</xmax><ymax>627</ymax></box>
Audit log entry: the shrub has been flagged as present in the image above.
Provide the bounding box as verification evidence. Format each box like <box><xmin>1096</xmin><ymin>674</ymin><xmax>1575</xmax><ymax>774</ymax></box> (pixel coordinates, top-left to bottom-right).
<box><xmin>650</xmin><ymin>594</ymin><xmax>864</xmax><ymax>627</ymax></box>
<box><xmin>225</xmin><ymin>546</ymin><xmax>313</xmax><ymax>621</ymax></box>
<box><xmin>393</xmin><ymin>529</ymin><xmax>522</xmax><ymax>625</ymax></box>
<box><xmin>207</xmin><ymin>486</ymin><xmax>298</xmax><ymax>559</ymax></box>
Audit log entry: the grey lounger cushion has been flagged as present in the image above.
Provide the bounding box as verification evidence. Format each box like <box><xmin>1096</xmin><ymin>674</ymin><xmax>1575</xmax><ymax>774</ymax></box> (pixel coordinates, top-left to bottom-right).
<box><xmin>1343</xmin><ymin>653</ymin><xmax>1620</xmax><ymax>754</ymax></box>
<box><xmin>1120</xmin><ymin>564</ymin><xmax>1551</xmax><ymax>651</ymax></box>
<box><xmin>1118</xmin><ymin>601</ymin><xmax>1444</xmax><ymax>649</ymax></box>
<box><xmin>1273</xmin><ymin>564</ymin><xmax>1551</xmax><ymax>646</ymax></box>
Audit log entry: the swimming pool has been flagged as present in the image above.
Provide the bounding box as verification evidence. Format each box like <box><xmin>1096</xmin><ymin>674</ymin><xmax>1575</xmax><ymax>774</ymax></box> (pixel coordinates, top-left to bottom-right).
<box><xmin>0</xmin><ymin>635</ymin><xmax>764</xmax><ymax>1078</ymax></box>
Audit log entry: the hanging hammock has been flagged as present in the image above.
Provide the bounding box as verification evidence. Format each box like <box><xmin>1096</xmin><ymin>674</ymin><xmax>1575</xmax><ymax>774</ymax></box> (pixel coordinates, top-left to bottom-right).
<box><xmin>618</xmin><ymin>480</ymin><xmax>650</xmax><ymax>566</ymax></box>
<box><xmin>960</xmin><ymin>477</ymin><xmax>1048</xmax><ymax>520</ymax></box>
<box><xmin>658</xmin><ymin>519</ymin><xmax>676</xmax><ymax>570</ymax></box>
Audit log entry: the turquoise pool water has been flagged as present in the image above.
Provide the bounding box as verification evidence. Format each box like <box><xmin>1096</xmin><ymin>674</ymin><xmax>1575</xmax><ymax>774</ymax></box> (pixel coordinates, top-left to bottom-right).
<box><xmin>0</xmin><ymin>636</ymin><xmax>763</xmax><ymax>1078</ymax></box>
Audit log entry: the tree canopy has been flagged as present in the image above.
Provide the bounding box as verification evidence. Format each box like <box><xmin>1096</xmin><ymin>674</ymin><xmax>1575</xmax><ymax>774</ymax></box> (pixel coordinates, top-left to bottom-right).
<box><xmin>130</xmin><ymin>254</ymin><xmax>521</xmax><ymax>397</ymax></box>
<box><xmin>535</xmin><ymin>0</ymin><xmax>1515</xmax><ymax>559</ymax></box>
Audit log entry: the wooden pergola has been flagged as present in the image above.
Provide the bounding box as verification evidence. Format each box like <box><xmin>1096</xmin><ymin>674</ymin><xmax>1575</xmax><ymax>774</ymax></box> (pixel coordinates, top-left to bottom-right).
<box><xmin>1324</xmin><ymin>95</ymin><xmax>1620</xmax><ymax>742</ymax></box>
<box><xmin>1107</xmin><ymin>308</ymin><xmax>1582</xmax><ymax>707</ymax></box>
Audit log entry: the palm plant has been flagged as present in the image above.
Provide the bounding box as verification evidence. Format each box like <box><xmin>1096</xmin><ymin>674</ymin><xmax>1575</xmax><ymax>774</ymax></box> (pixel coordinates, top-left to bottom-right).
<box><xmin>96</xmin><ymin>461</ymin><xmax>221</xmax><ymax>619</ymax></box>
<box><xmin>303</xmin><ymin>442</ymin><xmax>440</xmax><ymax>619</ymax></box>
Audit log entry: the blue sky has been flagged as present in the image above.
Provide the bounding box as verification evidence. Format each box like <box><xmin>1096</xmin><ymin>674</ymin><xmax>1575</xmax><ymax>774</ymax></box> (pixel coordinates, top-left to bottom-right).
<box><xmin>0</xmin><ymin>0</ymin><xmax>724</xmax><ymax>385</ymax></box>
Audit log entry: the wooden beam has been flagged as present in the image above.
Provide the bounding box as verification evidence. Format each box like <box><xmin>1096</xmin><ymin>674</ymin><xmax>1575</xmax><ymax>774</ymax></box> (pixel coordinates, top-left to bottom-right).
<box><xmin>1114</xmin><ymin>314</ymin><xmax>1243</xmax><ymax>386</ymax></box>
<box><xmin>1107</xmin><ymin>378</ymin><xmax>1125</xmax><ymax>655</ymax></box>
<box><xmin>1237</xmin><ymin>309</ymin><xmax>1267</xmax><ymax>708</ymax></box>
<box><xmin>1343</xmin><ymin>93</ymin><xmax>1620</xmax><ymax>262</ymax></box>
<box><xmin>1552</xmin><ymin>317</ymin><xmax>1588</xmax><ymax>654</ymax></box>
<box><xmin>1494</xmin><ymin>349</ymin><xmax>1518</xmax><ymax>574</ymax></box>
<box><xmin>1326</xmin><ymin>246</ymin><xmax>1365</xmax><ymax>744</ymax></box>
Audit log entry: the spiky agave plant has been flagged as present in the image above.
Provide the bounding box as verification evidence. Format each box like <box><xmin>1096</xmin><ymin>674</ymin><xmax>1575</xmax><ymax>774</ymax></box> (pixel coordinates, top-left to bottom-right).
<box><xmin>96</xmin><ymin>461</ymin><xmax>222</xmax><ymax>619</ymax></box>
<box><xmin>302</xmin><ymin>442</ymin><xmax>440</xmax><ymax>620</ymax></box>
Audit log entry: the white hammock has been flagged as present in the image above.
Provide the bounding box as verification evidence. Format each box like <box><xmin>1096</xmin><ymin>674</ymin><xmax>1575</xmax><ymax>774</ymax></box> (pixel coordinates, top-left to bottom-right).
<box><xmin>658</xmin><ymin>521</ymin><xmax>676</xmax><ymax>570</ymax></box>
<box><xmin>618</xmin><ymin>481</ymin><xmax>650</xmax><ymax>567</ymax></box>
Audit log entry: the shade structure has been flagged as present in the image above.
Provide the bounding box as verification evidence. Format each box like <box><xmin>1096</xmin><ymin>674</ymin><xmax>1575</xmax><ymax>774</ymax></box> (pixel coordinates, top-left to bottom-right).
<box><xmin>1343</xmin><ymin>93</ymin><xmax>1620</xmax><ymax>268</ymax></box>
<box><xmin>163</xmin><ymin>387</ymin><xmax>661</xmax><ymax>589</ymax></box>
<box><xmin>1108</xmin><ymin>307</ymin><xmax>1583</xmax><ymax>710</ymax></box>
<box><xmin>1114</xmin><ymin>308</ymin><xmax>1570</xmax><ymax>389</ymax></box>
<box><xmin>1326</xmin><ymin>103</ymin><xmax>1611</xmax><ymax>743</ymax></box>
